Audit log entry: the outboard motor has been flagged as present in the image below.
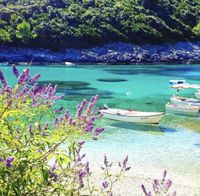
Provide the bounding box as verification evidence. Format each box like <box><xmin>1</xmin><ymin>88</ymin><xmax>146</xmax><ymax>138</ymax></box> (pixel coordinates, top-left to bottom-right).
<box><xmin>103</xmin><ymin>104</ymin><xmax>109</xmax><ymax>110</ymax></box>
<box><xmin>97</xmin><ymin>104</ymin><xmax>109</xmax><ymax>114</ymax></box>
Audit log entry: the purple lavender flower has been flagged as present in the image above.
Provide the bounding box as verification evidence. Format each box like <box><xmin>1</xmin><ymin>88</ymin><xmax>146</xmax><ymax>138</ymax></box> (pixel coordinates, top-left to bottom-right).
<box><xmin>142</xmin><ymin>171</ymin><xmax>175</xmax><ymax>196</ymax></box>
<box><xmin>18</xmin><ymin>69</ymin><xmax>29</xmax><ymax>85</ymax></box>
<box><xmin>94</xmin><ymin>128</ymin><xmax>105</xmax><ymax>136</ymax></box>
<box><xmin>25</xmin><ymin>68</ymin><xmax>30</xmax><ymax>76</ymax></box>
<box><xmin>49</xmin><ymin>169</ymin><xmax>58</xmax><ymax>182</ymax></box>
<box><xmin>123</xmin><ymin>156</ymin><xmax>128</xmax><ymax>168</ymax></box>
<box><xmin>4</xmin><ymin>86</ymin><xmax>11</xmax><ymax>93</ymax></box>
<box><xmin>102</xmin><ymin>181</ymin><xmax>109</xmax><ymax>189</ymax></box>
<box><xmin>12</xmin><ymin>65</ymin><xmax>19</xmax><ymax>77</ymax></box>
<box><xmin>162</xmin><ymin>170</ymin><xmax>167</xmax><ymax>183</ymax></box>
<box><xmin>86</xmin><ymin>95</ymin><xmax>99</xmax><ymax>114</ymax></box>
<box><xmin>84</xmin><ymin>116</ymin><xmax>95</xmax><ymax>132</ymax></box>
<box><xmin>77</xmin><ymin>154</ymin><xmax>86</xmax><ymax>162</ymax></box>
<box><xmin>0</xmin><ymin>70</ymin><xmax>7</xmax><ymax>85</ymax></box>
<box><xmin>85</xmin><ymin>162</ymin><xmax>90</xmax><ymax>175</ymax></box>
<box><xmin>78</xmin><ymin>171</ymin><xmax>86</xmax><ymax>178</ymax></box>
<box><xmin>78</xmin><ymin>141</ymin><xmax>85</xmax><ymax>146</ymax></box>
<box><xmin>29</xmin><ymin>124</ymin><xmax>33</xmax><ymax>135</ymax></box>
<box><xmin>163</xmin><ymin>179</ymin><xmax>172</xmax><ymax>190</ymax></box>
<box><xmin>52</xmin><ymin>160</ymin><xmax>58</xmax><ymax>171</ymax></box>
<box><xmin>64</xmin><ymin>110</ymin><xmax>70</xmax><ymax>120</ymax></box>
<box><xmin>84</xmin><ymin>124</ymin><xmax>93</xmax><ymax>132</ymax></box>
<box><xmin>68</xmin><ymin>116</ymin><xmax>73</xmax><ymax>125</ymax></box>
<box><xmin>38</xmin><ymin>124</ymin><xmax>42</xmax><ymax>132</ymax></box>
<box><xmin>18</xmin><ymin>85</ymin><xmax>29</xmax><ymax>97</ymax></box>
<box><xmin>51</xmin><ymin>84</ymin><xmax>58</xmax><ymax>96</ymax></box>
<box><xmin>141</xmin><ymin>184</ymin><xmax>152</xmax><ymax>196</ymax></box>
<box><xmin>54</xmin><ymin>117</ymin><xmax>59</xmax><ymax>128</ymax></box>
<box><xmin>78</xmin><ymin>171</ymin><xmax>86</xmax><ymax>188</ymax></box>
<box><xmin>152</xmin><ymin>179</ymin><xmax>159</xmax><ymax>193</ymax></box>
<box><xmin>87</xmin><ymin>116</ymin><xmax>95</xmax><ymax>125</ymax></box>
<box><xmin>29</xmin><ymin>74</ymin><xmax>40</xmax><ymax>83</ymax></box>
<box><xmin>104</xmin><ymin>155</ymin><xmax>108</xmax><ymax>167</ymax></box>
<box><xmin>125</xmin><ymin>167</ymin><xmax>131</xmax><ymax>171</ymax></box>
<box><xmin>44</xmin><ymin>122</ymin><xmax>49</xmax><ymax>130</ymax></box>
<box><xmin>55</xmin><ymin>107</ymin><xmax>64</xmax><ymax>114</ymax></box>
<box><xmin>76</xmin><ymin>99</ymin><xmax>87</xmax><ymax>118</ymax></box>
<box><xmin>30</xmin><ymin>83</ymin><xmax>39</xmax><ymax>94</ymax></box>
<box><xmin>5</xmin><ymin>156</ymin><xmax>14</xmax><ymax>168</ymax></box>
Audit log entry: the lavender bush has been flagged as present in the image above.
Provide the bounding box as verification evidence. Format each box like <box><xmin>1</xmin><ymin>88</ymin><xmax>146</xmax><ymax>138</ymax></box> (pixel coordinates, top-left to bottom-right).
<box><xmin>0</xmin><ymin>66</ymin><xmax>176</xmax><ymax>195</ymax></box>
<box><xmin>141</xmin><ymin>170</ymin><xmax>176</xmax><ymax>196</ymax></box>
<box><xmin>0</xmin><ymin>66</ymin><xmax>130</xmax><ymax>195</ymax></box>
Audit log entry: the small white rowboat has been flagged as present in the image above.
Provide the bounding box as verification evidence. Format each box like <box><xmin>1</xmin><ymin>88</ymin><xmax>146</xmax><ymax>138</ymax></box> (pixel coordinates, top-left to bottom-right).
<box><xmin>170</xmin><ymin>96</ymin><xmax>200</xmax><ymax>107</ymax></box>
<box><xmin>165</xmin><ymin>103</ymin><xmax>200</xmax><ymax>114</ymax></box>
<box><xmin>100</xmin><ymin>108</ymin><xmax>164</xmax><ymax>124</ymax></box>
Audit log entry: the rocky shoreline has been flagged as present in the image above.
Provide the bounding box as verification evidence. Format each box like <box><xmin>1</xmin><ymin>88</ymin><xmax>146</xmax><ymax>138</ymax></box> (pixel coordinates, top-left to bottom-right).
<box><xmin>0</xmin><ymin>41</ymin><xmax>200</xmax><ymax>64</ymax></box>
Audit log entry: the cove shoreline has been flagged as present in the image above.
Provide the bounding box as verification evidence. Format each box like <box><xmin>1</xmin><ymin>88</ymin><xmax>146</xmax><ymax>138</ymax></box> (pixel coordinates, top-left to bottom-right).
<box><xmin>0</xmin><ymin>41</ymin><xmax>200</xmax><ymax>64</ymax></box>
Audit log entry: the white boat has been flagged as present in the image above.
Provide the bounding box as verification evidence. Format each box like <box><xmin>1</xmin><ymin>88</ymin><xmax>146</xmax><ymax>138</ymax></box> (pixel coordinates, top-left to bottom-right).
<box><xmin>171</xmin><ymin>83</ymin><xmax>200</xmax><ymax>90</ymax></box>
<box><xmin>165</xmin><ymin>103</ymin><xmax>200</xmax><ymax>115</ymax></box>
<box><xmin>65</xmin><ymin>62</ymin><xmax>75</xmax><ymax>66</ymax></box>
<box><xmin>195</xmin><ymin>91</ymin><xmax>200</xmax><ymax>100</ymax></box>
<box><xmin>0</xmin><ymin>62</ymin><xmax>9</xmax><ymax>66</ymax></box>
<box><xmin>100</xmin><ymin>108</ymin><xmax>164</xmax><ymax>124</ymax></box>
<box><xmin>169</xmin><ymin>80</ymin><xmax>187</xmax><ymax>86</ymax></box>
<box><xmin>170</xmin><ymin>96</ymin><xmax>200</xmax><ymax>107</ymax></box>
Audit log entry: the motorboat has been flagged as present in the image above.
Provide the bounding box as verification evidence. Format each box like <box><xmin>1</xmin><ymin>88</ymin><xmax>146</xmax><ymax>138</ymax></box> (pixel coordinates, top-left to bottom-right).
<box><xmin>170</xmin><ymin>96</ymin><xmax>200</xmax><ymax>107</ymax></box>
<box><xmin>171</xmin><ymin>83</ymin><xmax>200</xmax><ymax>90</ymax></box>
<box><xmin>169</xmin><ymin>80</ymin><xmax>187</xmax><ymax>86</ymax></box>
<box><xmin>165</xmin><ymin>103</ymin><xmax>200</xmax><ymax>115</ymax></box>
<box><xmin>100</xmin><ymin>108</ymin><xmax>164</xmax><ymax>124</ymax></box>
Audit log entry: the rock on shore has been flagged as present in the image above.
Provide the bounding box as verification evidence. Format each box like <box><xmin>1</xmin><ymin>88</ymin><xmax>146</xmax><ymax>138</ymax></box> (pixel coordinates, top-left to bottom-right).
<box><xmin>0</xmin><ymin>41</ymin><xmax>200</xmax><ymax>64</ymax></box>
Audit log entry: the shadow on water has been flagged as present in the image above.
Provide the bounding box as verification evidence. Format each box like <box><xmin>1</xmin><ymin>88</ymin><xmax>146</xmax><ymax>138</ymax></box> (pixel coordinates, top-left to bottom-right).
<box><xmin>97</xmin><ymin>78</ymin><xmax>127</xmax><ymax>82</ymax></box>
<box><xmin>104</xmin><ymin>65</ymin><xmax>200</xmax><ymax>81</ymax></box>
<box><xmin>194</xmin><ymin>143</ymin><xmax>200</xmax><ymax>148</ymax></box>
<box><xmin>37</xmin><ymin>80</ymin><xmax>114</xmax><ymax>100</ymax></box>
<box><xmin>110</xmin><ymin>122</ymin><xmax>176</xmax><ymax>134</ymax></box>
<box><xmin>160</xmin><ymin>114</ymin><xmax>200</xmax><ymax>132</ymax></box>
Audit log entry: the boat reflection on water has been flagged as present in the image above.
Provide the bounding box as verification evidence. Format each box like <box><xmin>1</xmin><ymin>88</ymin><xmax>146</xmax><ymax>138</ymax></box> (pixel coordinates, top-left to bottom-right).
<box><xmin>110</xmin><ymin>121</ymin><xmax>176</xmax><ymax>134</ymax></box>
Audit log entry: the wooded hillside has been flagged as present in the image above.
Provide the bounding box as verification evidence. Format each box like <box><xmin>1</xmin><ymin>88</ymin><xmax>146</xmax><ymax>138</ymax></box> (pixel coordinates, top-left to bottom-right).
<box><xmin>0</xmin><ymin>0</ymin><xmax>199</xmax><ymax>49</ymax></box>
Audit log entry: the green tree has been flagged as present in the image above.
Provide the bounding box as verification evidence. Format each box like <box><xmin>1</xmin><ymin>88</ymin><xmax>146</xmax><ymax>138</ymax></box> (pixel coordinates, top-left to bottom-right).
<box><xmin>16</xmin><ymin>20</ymin><xmax>37</xmax><ymax>43</ymax></box>
<box><xmin>0</xmin><ymin>29</ymin><xmax>11</xmax><ymax>43</ymax></box>
<box><xmin>192</xmin><ymin>22</ymin><xmax>200</xmax><ymax>36</ymax></box>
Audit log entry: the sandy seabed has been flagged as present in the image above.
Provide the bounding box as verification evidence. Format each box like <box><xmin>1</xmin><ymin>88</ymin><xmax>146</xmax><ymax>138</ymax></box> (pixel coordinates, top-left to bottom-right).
<box><xmin>85</xmin><ymin>154</ymin><xmax>200</xmax><ymax>196</ymax></box>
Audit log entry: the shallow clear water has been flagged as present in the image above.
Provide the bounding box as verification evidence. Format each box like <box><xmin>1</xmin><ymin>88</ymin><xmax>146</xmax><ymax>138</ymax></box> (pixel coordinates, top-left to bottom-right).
<box><xmin>1</xmin><ymin>64</ymin><xmax>200</xmax><ymax>184</ymax></box>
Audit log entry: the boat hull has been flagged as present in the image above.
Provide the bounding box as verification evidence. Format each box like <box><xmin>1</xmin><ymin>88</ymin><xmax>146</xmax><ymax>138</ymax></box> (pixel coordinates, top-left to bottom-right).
<box><xmin>195</xmin><ymin>92</ymin><xmax>200</xmax><ymax>100</ymax></box>
<box><xmin>170</xmin><ymin>96</ymin><xmax>200</xmax><ymax>107</ymax></box>
<box><xmin>165</xmin><ymin>103</ymin><xmax>200</xmax><ymax>115</ymax></box>
<box><xmin>101</xmin><ymin>109</ymin><xmax>164</xmax><ymax>124</ymax></box>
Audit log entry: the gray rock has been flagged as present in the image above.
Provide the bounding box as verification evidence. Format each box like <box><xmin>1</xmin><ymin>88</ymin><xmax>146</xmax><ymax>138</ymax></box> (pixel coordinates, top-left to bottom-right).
<box><xmin>0</xmin><ymin>41</ymin><xmax>200</xmax><ymax>64</ymax></box>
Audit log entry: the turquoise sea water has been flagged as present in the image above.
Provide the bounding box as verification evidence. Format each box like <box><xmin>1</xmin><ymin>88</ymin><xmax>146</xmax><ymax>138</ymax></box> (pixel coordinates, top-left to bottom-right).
<box><xmin>1</xmin><ymin>64</ymin><xmax>200</xmax><ymax>185</ymax></box>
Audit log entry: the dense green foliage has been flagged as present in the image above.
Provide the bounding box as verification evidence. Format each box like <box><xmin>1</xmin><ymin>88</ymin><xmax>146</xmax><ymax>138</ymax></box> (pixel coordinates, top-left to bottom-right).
<box><xmin>0</xmin><ymin>68</ymin><xmax>122</xmax><ymax>195</ymax></box>
<box><xmin>0</xmin><ymin>0</ymin><xmax>199</xmax><ymax>49</ymax></box>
